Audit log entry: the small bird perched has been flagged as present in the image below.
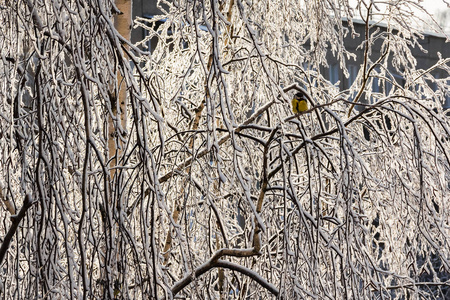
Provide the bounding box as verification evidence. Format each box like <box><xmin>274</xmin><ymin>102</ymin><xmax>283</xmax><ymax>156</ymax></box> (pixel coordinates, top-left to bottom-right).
<box><xmin>291</xmin><ymin>91</ymin><xmax>308</xmax><ymax>114</ymax></box>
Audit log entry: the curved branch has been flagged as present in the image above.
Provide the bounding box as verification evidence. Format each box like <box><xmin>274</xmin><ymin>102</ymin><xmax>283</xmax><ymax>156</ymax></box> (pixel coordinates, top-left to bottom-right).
<box><xmin>171</xmin><ymin>247</ymin><xmax>260</xmax><ymax>295</ymax></box>
<box><xmin>172</xmin><ymin>258</ymin><xmax>278</xmax><ymax>297</ymax></box>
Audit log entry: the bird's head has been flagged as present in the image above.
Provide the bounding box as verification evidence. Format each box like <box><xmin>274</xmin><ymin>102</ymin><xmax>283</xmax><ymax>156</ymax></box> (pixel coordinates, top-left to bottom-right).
<box><xmin>294</xmin><ymin>92</ymin><xmax>306</xmax><ymax>101</ymax></box>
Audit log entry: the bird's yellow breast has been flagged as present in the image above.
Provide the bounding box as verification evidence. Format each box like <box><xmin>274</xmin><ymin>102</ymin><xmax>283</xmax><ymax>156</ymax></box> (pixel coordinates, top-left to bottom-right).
<box><xmin>297</xmin><ymin>99</ymin><xmax>308</xmax><ymax>112</ymax></box>
<box><xmin>292</xmin><ymin>99</ymin><xmax>308</xmax><ymax>113</ymax></box>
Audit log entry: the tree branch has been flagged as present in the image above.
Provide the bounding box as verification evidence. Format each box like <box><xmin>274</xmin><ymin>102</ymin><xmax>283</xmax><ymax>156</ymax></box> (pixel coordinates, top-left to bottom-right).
<box><xmin>171</xmin><ymin>255</ymin><xmax>279</xmax><ymax>297</ymax></box>
<box><xmin>0</xmin><ymin>194</ymin><xmax>33</xmax><ymax>265</ymax></box>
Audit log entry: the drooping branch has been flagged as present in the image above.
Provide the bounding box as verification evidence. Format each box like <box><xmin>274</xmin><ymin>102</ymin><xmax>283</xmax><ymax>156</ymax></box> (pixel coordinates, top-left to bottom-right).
<box><xmin>0</xmin><ymin>194</ymin><xmax>33</xmax><ymax>265</ymax></box>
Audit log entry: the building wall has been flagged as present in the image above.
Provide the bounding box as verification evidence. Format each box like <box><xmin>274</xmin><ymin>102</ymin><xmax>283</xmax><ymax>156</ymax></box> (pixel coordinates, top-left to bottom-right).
<box><xmin>322</xmin><ymin>21</ymin><xmax>449</xmax><ymax>86</ymax></box>
<box><xmin>131</xmin><ymin>0</ymin><xmax>167</xmax><ymax>46</ymax></box>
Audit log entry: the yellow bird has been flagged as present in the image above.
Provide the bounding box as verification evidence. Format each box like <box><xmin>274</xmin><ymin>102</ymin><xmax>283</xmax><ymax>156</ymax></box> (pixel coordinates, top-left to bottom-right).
<box><xmin>291</xmin><ymin>92</ymin><xmax>308</xmax><ymax>114</ymax></box>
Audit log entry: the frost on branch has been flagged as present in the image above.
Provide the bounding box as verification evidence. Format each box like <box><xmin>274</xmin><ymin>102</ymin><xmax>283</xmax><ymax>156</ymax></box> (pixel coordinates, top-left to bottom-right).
<box><xmin>0</xmin><ymin>0</ymin><xmax>449</xmax><ymax>299</ymax></box>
